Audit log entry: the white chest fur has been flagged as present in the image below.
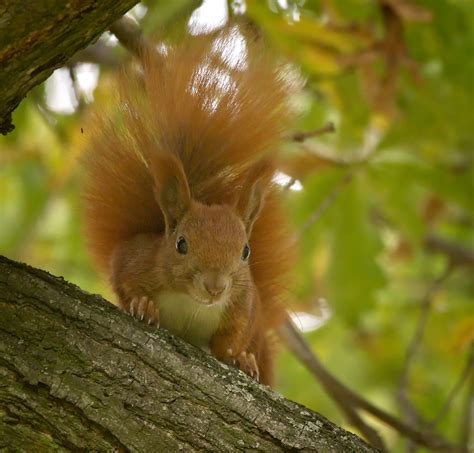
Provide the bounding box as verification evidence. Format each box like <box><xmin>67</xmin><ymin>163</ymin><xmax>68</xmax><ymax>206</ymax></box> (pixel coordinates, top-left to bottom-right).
<box><xmin>155</xmin><ymin>291</ymin><xmax>226</xmax><ymax>349</ymax></box>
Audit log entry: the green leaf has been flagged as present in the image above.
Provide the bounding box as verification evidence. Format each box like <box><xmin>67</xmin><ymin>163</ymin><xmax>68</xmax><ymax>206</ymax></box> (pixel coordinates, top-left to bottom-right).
<box><xmin>326</xmin><ymin>175</ymin><xmax>385</xmax><ymax>324</ymax></box>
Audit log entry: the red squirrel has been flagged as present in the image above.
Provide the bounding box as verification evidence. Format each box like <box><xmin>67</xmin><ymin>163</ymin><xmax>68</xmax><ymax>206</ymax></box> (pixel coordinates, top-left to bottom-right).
<box><xmin>81</xmin><ymin>25</ymin><xmax>294</xmax><ymax>386</ymax></box>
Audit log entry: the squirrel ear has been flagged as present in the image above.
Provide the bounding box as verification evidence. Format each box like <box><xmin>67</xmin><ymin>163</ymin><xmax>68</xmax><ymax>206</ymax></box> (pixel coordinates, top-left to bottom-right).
<box><xmin>236</xmin><ymin>161</ymin><xmax>272</xmax><ymax>235</ymax></box>
<box><xmin>149</xmin><ymin>153</ymin><xmax>191</xmax><ymax>233</ymax></box>
<box><xmin>237</xmin><ymin>180</ymin><xmax>265</xmax><ymax>235</ymax></box>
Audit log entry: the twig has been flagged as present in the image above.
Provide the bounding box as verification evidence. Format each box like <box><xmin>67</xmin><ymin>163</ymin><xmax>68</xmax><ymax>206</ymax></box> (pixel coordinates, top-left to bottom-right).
<box><xmin>70</xmin><ymin>41</ymin><xmax>121</xmax><ymax>67</ymax></box>
<box><xmin>397</xmin><ymin>264</ymin><xmax>455</xmax><ymax>450</ymax></box>
<box><xmin>287</xmin><ymin>122</ymin><xmax>384</xmax><ymax>181</ymax></box>
<box><xmin>289</xmin><ymin>122</ymin><xmax>336</xmax><ymax>142</ymax></box>
<box><xmin>297</xmin><ymin>171</ymin><xmax>353</xmax><ymax>238</ymax></box>
<box><xmin>459</xmin><ymin>362</ymin><xmax>474</xmax><ymax>449</ymax></box>
<box><xmin>430</xmin><ymin>343</ymin><xmax>474</xmax><ymax>427</ymax></box>
<box><xmin>425</xmin><ymin>234</ymin><xmax>474</xmax><ymax>268</ymax></box>
<box><xmin>295</xmin><ymin>123</ymin><xmax>383</xmax><ymax>248</ymax></box>
<box><xmin>372</xmin><ymin>212</ymin><xmax>474</xmax><ymax>269</ymax></box>
<box><xmin>398</xmin><ymin>265</ymin><xmax>454</xmax><ymax>389</ymax></box>
<box><xmin>109</xmin><ymin>15</ymin><xmax>149</xmax><ymax>57</ymax></box>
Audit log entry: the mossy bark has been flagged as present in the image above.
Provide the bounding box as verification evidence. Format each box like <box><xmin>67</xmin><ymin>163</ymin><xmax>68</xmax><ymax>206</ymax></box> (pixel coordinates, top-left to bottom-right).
<box><xmin>0</xmin><ymin>0</ymin><xmax>139</xmax><ymax>135</ymax></box>
<box><xmin>0</xmin><ymin>256</ymin><xmax>377</xmax><ymax>452</ymax></box>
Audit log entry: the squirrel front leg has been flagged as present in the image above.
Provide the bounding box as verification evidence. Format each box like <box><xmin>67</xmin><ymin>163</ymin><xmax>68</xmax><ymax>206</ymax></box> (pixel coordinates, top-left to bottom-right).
<box><xmin>210</xmin><ymin>290</ymin><xmax>260</xmax><ymax>381</ymax></box>
<box><xmin>110</xmin><ymin>233</ymin><xmax>162</xmax><ymax>325</ymax></box>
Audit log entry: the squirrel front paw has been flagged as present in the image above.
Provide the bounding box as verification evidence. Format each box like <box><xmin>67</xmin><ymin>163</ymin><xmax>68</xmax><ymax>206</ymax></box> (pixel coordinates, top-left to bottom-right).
<box><xmin>223</xmin><ymin>349</ymin><xmax>260</xmax><ymax>382</ymax></box>
<box><xmin>129</xmin><ymin>296</ymin><xmax>160</xmax><ymax>326</ymax></box>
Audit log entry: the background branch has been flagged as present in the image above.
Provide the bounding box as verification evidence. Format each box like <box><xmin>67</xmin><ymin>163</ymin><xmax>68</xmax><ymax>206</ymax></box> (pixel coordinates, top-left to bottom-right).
<box><xmin>396</xmin><ymin>264</ymin><xmax>455</xmax><ymax>451</ymax></box>
<box><xmin>430</xmin><ymin>344</ymin><xmax>473</xmax><ymax>427</ymax></box>
<box><xmin>279</xmin><ymin>318</ymin><xmax>461</xmax><ymax>451</ymax></box>
<box><xmin>425</xmin><ymin>234</ymin><xmax>474</xmax><ymax>268</ymax></box>
<box><xmin>459</xmin><ymin>363</ymin><xmax>474</xmax><ymax>449</ymax></box>
<box><xmin>279</xmin><ymin>319</ymin><xmax>386</xmax><ymax>451</ymax></box>
<box><xmin>297</xmin><ymin>172</ymin><xmax>353</xmax><ymax>238</ymax></box>
<box><xmin>289</xmin><ymin>122</ymin><xmax>336</xmax><ymax>142</ymax></box>
<box><xmin>109</xmin><ymin>15</ymin><xmax>150</xmax><ymax>57</ymax></box>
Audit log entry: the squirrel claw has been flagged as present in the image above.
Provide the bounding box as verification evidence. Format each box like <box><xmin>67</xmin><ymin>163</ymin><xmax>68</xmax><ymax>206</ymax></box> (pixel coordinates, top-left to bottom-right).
<box><xmin>238</xmin><ymin>351</ymin><xmax>259</xmax><ymax>382</ymax></box>
<box><xmin>222</xmin><ymin>349</ymin><xmax>260</xmax><ymax>382</ymax></box>
<box><xmin>129</xmin><ymin>296</ymin><xmax>159</xmax><ymax>326</ymax></box>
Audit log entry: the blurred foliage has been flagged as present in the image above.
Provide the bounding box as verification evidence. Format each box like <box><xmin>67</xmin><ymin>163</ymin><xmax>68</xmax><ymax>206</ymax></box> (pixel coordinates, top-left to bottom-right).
<box><xmin>0</xmin><ymin>0</ymin><xmax>472</xmax><ymax>451</ymax></box>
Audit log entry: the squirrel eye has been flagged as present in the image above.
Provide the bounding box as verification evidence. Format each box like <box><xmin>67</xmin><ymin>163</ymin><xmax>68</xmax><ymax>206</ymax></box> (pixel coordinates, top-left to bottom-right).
<box><xmin>176</xmin><ymin>236</ymin><xmax>188</xmax><ymax>254</ymax></box>
<box><xmin>241</xmin><ymin>243</ymin><xmax>250</xmax><ymax>261</ymax></box>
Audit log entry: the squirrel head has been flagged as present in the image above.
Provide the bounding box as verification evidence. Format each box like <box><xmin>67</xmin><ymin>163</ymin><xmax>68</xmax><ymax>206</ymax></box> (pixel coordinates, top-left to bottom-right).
<box><xmin>150</xmin><ymin>152</ymin><xmax>267</xmax><ymax>306</ymax></box>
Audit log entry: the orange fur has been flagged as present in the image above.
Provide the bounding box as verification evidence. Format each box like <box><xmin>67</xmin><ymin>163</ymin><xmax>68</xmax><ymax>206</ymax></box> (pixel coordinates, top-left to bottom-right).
<box><xmin>81</xmin><ymin>25</ymin><xmax>294</xmax><ymax>386</ymax></box>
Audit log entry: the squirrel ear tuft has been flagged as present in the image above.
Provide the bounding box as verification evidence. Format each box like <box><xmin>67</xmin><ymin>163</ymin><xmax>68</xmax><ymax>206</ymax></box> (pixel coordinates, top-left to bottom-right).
<box><xmin>149</xmin><ymin>153</ymin><xmax>191</xmax><ymax>233</ymax></box>
<box><xmin>236</xmin><ymin>160</ymin><xmax>273</xmax><ymax>235</ymax></box>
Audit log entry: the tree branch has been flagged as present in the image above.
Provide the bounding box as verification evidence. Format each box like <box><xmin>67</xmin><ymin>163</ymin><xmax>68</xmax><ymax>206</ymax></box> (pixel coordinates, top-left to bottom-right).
<box><xmin>0</xmin><ymin>255</ymin><xmax>377</xmax><ymax>452</ymax></box>
<box><xmin>0</xmin><ymin>0</ymin><xmax>139</xmax><ymax>135</ymax></box>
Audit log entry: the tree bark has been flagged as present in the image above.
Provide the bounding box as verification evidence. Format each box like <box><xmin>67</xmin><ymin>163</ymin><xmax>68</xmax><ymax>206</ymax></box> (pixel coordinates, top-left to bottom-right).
<box><xmin>0</xmin><ymin>255</ymin><xmax>377</xmax><ymax>452</ymax></box>
<box><xmin>0</xmin><ymin>0</ymin><xmax>139</xmax><ymax>135</ymax></box>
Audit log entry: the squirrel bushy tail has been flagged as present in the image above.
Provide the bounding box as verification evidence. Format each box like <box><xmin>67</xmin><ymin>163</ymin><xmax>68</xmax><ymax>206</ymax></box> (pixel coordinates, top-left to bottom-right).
<box><xmin>81</xmin><ymin>24</ymin><xmax>294</xmax><ymax>330</ymax></box>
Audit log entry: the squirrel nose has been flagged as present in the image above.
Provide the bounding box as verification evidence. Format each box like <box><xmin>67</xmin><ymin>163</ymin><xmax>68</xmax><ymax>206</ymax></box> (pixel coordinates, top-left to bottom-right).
<box><xmin>202</xmin><ymin>273</ymin><xmax>227</xmax><ymax>297</ymax></box>
<box><xmin>204</xmin><ymin>283</ymin><xmax>225</xmax><ymax>297</ymax></box>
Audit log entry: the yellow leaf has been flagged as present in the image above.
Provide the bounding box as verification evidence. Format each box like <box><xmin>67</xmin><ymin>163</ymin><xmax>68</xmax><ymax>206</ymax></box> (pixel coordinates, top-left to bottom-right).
<box><xmin>272</xmin><ymin>16</ymin><xmax>364</xmax><ymax>53</ymax></box>
<box><xmin>451</xmin><ymin>316</ymin><xmax>474</xmax><ymax>351</ymax></box>
<box><xmin>298</xmin><ymin>45</ymin><xmax>339</xmax><ymax>74</ymax></box>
